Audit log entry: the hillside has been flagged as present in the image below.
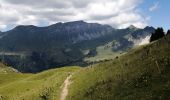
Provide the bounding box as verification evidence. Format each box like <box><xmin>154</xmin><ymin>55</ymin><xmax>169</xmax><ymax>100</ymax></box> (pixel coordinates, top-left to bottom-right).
<box><xmin>0</xmin><ymin>31</ymin><xmax>169</xmax><ymax>100</ymax></box>
<box><xmin>0</xmin><ymin>21</ymin><xmax>154</xmax><ymax>73</ymax></box>
<box><xmin>0</xmin><ymin>66</ymin><xmax>80</xmax><ymax>100</ymax></box>
<box><xmin>0</xmin><ymin>63</ymin><xmax>18</xmax><ymax>73</ymax></box>
<box><xmin>67</xmin><ymin>35</ymin><xmax>170</xmax><ymax>100</ymax></box>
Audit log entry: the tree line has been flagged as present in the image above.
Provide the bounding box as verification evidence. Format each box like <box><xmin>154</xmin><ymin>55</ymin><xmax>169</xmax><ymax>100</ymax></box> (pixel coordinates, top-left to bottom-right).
<box><xmin>150</xmin><ymin>27</ymin><xmax>170</xmax><ymax>42</ymax></box>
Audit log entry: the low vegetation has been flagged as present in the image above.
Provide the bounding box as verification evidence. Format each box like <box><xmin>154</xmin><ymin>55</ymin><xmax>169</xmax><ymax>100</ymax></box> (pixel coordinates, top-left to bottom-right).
<box><xmin>0</xmin><ymin>66</ymin><xmax>80</xmax><ymax>100</ymax></box>
<box><xmin>67</xmin><ymin>35</ymin><xmax>170</xmax><ymax>100</ymax></box>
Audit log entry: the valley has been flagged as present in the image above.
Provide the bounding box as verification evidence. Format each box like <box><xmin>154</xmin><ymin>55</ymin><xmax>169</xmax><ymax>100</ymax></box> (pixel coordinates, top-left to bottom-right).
<box><xmin>0</xmin><ymin>0</ymin><xmax>170</xmax><ymax>99</ymax></box>
<box><xmin>0</xmin><ymin>32</ymin><xmax>169</xmax><ymax>100</ymax></box>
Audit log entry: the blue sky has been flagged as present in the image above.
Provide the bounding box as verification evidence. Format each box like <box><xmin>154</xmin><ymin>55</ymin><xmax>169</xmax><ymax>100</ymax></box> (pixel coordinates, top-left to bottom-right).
<box><xmin>140</xmin><ymin>0</ymin><xmax>170</xmax><ymax>31</ymax></box>
<box><xmin>0</xmin><ymin>0</ymin><xmax>169</xmax><ymax>31</ymax></box>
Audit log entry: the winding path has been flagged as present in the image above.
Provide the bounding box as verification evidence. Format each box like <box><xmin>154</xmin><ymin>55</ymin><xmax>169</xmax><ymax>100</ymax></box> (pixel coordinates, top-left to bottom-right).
<box><xmin>60</xmin><ymin>74</ymin><xmax>72</xmax><ymax>100</ymax></box>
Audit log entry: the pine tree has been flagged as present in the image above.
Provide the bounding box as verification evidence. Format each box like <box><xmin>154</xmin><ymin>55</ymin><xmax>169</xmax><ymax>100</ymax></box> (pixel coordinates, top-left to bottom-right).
<box><xmin>167</xmin><ymin>30</ymin><xmax>170</xmax><ymax>35</ymax></box>
<box><xmin>150</xmin><ymin>27</ymin><xmax>165</xmax><ymax>42</ymax></box>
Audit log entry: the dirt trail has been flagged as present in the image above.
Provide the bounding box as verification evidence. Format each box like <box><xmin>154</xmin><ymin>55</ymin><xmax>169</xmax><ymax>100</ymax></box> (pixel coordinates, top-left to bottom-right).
<box><xmin>60</xmin><ymin>74</ymin><xmax>72</xmax><ymax>100</ymax></box>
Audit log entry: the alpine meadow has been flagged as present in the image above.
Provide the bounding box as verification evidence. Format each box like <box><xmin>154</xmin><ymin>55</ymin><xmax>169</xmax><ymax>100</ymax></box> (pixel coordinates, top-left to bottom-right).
<box><xmin>0</xmin><ymin>0</ymin><xmax>170</xmax><ymax>100</ymax></box>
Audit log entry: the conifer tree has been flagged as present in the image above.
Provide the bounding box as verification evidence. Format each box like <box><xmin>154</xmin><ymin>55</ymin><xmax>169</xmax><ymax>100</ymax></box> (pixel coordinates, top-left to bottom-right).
<box><xmin>150</xmin><ymin>27</ymin><xmax>165</xmax><ymax>42</ymax></box>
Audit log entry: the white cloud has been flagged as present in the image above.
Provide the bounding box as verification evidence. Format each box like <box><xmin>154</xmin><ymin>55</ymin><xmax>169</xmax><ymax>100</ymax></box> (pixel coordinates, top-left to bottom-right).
<box><xmin>0</xmin><ymin>0</ymin><xmax>148</xmax><ymax>31</ymax></box>
<box><xmin>134</xmin><ymin>35</ymin><xmax>151</xmax><ymax>46</ymax></box>
<box><xmin>129</xmin><ymin>35</ymin><xmax>151</xmax><ymax>46</ymax></box>
<box><xmin>149</xmin><ymin>2</ymin><xmax>159</xmax><ymax>12</ymax></box>
<box><xmin>0</xmin><ymin>24</ymin><xmax>7</xmax><ymax>31</ymax></box>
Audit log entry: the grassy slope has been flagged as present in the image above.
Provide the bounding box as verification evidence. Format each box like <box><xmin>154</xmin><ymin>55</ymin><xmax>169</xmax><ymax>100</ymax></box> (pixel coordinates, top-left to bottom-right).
<box><xmin>0</xmin><ymin>66</ymin><xmax>80</xmax><ymax>100</ymax></box>
<box><xmin>84</xmin><ymin>42</ymin><xmax>122</xmax><ymax>62</ymax></box>
<box><xmin>67</xmin><ymin>35</ymin><xmax>170</xmax><ymax>100</ymax></box>
<box><xmin>0</xmin><ymin>63</ymin><xmax>18</xmax><ymax>74</ymax></box>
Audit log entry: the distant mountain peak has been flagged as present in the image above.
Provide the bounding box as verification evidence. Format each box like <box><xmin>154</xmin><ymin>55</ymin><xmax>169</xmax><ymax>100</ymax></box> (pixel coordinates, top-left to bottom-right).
<box><xmin>144</xmin><ymin>26</ymin><xmax>155</xmax><ymax>30</ymax></box>
<box><xmin>71</xmin><ymin>20</ymin><xmax>85</xmax><ymax>23</ymax></box>
<box><xmin>14</xmin><ymin>25</ymin><xmax>37</xmax><ymax>30</ymax></box>
<box><xmin>65</xmin><ymin>20</ymin><xmax>87</xmax><ymax>25</ymax></box>
<box><xmin>127</xmin><ymin>25</ymin><xmax>138</xmax><ymax>30</ymax></box>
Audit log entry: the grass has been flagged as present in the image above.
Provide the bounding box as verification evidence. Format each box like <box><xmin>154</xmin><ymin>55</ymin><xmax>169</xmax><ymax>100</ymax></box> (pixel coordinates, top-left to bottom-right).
<box><xmin>0</xmin><ymin>63</ymin><xmax>18</xmax><ymax>74</ymax></box>
<box><xmin>0</xmin><ymin>35</ymin><xmax>170</xmax><ymax>100</ymax></box>
<box><xmin>84</xmin><ymin>42</ymin><xmax>123</xmax><ymax>62</ymax></box>
<box><xmin>0</xmin><ymin>66</ymin><xmax>80</xmax><ymax>100</ymax></box>
<box><xmin>67</xmin><ymin>35</ymin><xmax>170</xmax><ymax>100</ymax></box>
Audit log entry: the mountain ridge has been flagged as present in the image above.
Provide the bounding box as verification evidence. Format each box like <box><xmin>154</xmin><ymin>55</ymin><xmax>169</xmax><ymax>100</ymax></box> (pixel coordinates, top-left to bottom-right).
<box><xmin>0</xmin><ymin>21</ymin><xmax>155</xmax><ymax>72</ymax></box>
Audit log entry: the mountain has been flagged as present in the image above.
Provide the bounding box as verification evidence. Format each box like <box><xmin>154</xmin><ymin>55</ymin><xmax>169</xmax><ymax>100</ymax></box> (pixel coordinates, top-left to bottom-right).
<box><xmin>0</xmin><ymin>21</ymin><xmax>155</xmax><ymax>72</ymax></box>
<box><xmin>0</xmin><ymin>31</ymin><xmax>6</xmax><ymax>39</ymax></box>
<box><xmin>0</xmin><ymin>32</ymin><xmax>169</xmax><ymax>100</ymax></box>
<box><xmin>0</xmin><ymin>21</ymin><xmax>113</xmax><ymax>51</ymax></box>
<box><xmin>127</xmin><ymin>25</ymin><xmax>139</xmax><ymax>31</ymax></box>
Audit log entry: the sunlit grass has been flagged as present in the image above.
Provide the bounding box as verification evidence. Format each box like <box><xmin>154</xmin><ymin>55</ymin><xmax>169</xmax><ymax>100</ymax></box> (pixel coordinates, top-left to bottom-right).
<box><xmin>67</xmin><ymin>35</ymin><xmax>170</xmax><ymax>100</ymax></box>
<box><xmin>0</xmin><ymin>66</ymin><xmax>81</xmax><ymax>100</ymax></box>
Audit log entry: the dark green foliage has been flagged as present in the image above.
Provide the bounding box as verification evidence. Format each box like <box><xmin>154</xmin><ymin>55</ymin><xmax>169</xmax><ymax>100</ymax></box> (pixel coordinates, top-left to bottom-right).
<box><xmin>150</xmin><ymin>27</ymin><xmax>165</xmax><ymax>42</ymax></box>
<box><xmin>167</xmin><ymin>30</ymin><xmax>170</xmax><ymax>35</ymax></box>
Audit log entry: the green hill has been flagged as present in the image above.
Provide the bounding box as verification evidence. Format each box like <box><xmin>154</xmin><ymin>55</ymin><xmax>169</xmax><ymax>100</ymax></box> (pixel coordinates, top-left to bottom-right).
<box><xmin>67</xmin><ymin>35</ymin><xmax>170</xmax><ymax>100</ymax></box>
<box><xmin>0</xmin><ymin>34</ymin><xmax>169</xmax><ymax>100</ymax></box>
<box><xmin>0</xmin><ymin>66</ymin><xmax>80</xmax><ymax>100</ymax></box>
